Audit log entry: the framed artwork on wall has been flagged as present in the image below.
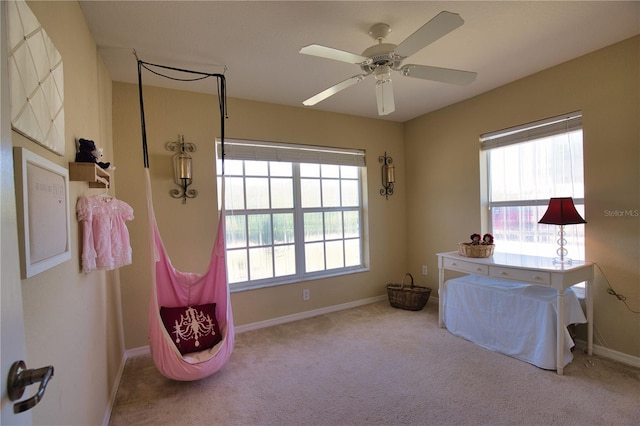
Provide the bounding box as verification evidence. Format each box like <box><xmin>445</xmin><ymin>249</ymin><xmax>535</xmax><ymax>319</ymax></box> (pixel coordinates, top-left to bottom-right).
<box><xmin>13</xmin><ymin>147</ymin><xmax>71</xmax><ymax>278</ymax></box>
<box><xmin>7</xmin><ymin>0</ymin><xmax>65</xmax><ymax>155</ymax></box>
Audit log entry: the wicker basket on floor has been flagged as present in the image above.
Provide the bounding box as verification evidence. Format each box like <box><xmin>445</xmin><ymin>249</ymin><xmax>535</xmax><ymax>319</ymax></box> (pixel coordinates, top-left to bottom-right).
<box><xmin>458</xmin><ymin>243</ymin><xmax>495</xmax><ymax>258</ymax></box>
<box><xmin>386</xmin><ymin>273</ymin><xmax>432</xmax><ymax>311</ymax></box>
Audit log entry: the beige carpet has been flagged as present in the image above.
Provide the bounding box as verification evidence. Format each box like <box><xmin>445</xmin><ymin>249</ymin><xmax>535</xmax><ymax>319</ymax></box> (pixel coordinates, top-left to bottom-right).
<box><xmin>109</xmin><ymin>300</ymin><xmax>640</xmax><ymax>425</ymax></box>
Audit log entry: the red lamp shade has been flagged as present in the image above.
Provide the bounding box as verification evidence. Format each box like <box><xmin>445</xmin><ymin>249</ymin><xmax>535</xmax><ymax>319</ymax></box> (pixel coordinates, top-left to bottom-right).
<box><xmin>538</xmin><ymin>197</ymin><xmax>586</xmax><ymax>225</ymax></box>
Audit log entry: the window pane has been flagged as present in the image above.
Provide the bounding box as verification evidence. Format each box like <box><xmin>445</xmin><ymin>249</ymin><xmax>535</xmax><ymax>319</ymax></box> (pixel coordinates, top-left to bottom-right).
<box><xmin>273</xmin><ymin>213</ymin><xmax>294</xmax><ymax>244</ymax></box>
<box><xmin>225</xmin><ymin>177</ymin><xmax>245</xmax><ymax>210</ymax></box>
<box><xmin>325</xmin><ymin>241</ymin><xmax>344</xmax><ymax>269</ymax></box>
<box><xmin>341</xmin><ymin>165</ymin><xmax>358</xmax><ymax>179</ymax></box>
<box><xmin>249</xmin><ymin>247</ymin><xmax>273</xmax><ymax>280</ymax></box>
<box><xmin>344</xmin><ymin>239</ymin><xmax>361</xmax><ymax>266</ymax></box>
<box><xmin>301</xmin><ymin>178</ymin><xmax>321</xmax><ymax>208</ymax></box>
<box><xmin>270</xmin><ymin>162</ymin><xmax>292</xmax><ymax>177</ymax></box>
<box><xmin>271</xmin><ymin>178</ymin><xmax>293</xmax><ymax>208</ymax></box>
<box><xmin>324</xmin><ymin>211</ymin><xmax>343</xmax><ymax>239</ymax></box>
<box><xmin>246</xmin><ymin>177</ymin><xmax>270</xmax><ymax>209</ymax></box>
<box><xmin>225</xmin><ymin>215</ymin><xmax>246</xmax><ymax>248</ymax></box>
<box><xmin>304</xmin><ymin>212</ymin><xmax>323</xmax><ymax>242</ymax></box>
<box><xmin>322</xmin><ymin>179</ymin><xmax>340</xmax><ymax>207</ymax></box>
<box><xmin>227</xmin><ymin>249</ymin><xmax>248</xmax><ymax>283</ymax></box>
<box><xmin>274</xmin><ymin>245</ymin><xmax>295</xmax><ymax>277</ymax></box>
<box><xmin>321</xmin><ymin>164</ymin><xmax>340</xmax><ymax>178</ymax></box>
<box><xmin>341</xmin><ymin>180</ymin><xmax>359</xmax><ymax>207</ymax></box>
<box><xmin>300</xmin><ymin>163</ymin><xmax>320</xmax><ymax>178</ymax></box>
<box><xmin>223</xmin><ymin>159</ymin><xmax>243</xmax><ymax>175</ymax></box>
<box><xmin>305</xmin><ymin>242</ymin><xmax>325</xmax><ymax>272</ymax></box>
<box><xmin>343</xmin><ymin>211</ymin><xmax>360</xmax><ymax>238</ymax></box>
<box><xmin>248</xmin><ymin>214</ymin><xmax>272</xmax><ymax>247</ymax></box>
<box><xmin>245</xmin><ymin>160</ymin><xmax>268</xmax><ymax>176</ymax></box>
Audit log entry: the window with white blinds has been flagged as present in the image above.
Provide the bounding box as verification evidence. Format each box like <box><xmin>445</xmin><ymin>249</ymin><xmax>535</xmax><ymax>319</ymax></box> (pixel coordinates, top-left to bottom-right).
<box><xmin>216</xmin><ymin>139</ymin><xmax>367</xmax><ymax>291</ymax></box>
<box><xmin>481</xmin><ymin>112</ymin><xmax>585</xmax><ymax>260</ymax></box>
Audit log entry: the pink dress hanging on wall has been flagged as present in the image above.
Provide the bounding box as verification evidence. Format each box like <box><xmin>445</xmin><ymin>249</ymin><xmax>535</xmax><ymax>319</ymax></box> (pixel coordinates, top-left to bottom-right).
<box><xmin>77</xmin><ymin>196</ymin><xmax>134</xmax><ymax>273</ymax></box>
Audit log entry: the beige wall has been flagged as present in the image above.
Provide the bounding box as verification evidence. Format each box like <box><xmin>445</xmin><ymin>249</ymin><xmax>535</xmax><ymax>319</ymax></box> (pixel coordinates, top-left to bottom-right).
<box><xmin>113</xmin><ymin>84</ymin><xmax>407</xmax><ymax>349</ymax></box>
<box><xmin>10</xmin><ymin>2</ymin><xmax>123</xmax><ymax>425</ymax></box>
<box><xmin>405</xmin><ymin>36</ymin><xmax>640</xmax><ymax>357</ymax></box>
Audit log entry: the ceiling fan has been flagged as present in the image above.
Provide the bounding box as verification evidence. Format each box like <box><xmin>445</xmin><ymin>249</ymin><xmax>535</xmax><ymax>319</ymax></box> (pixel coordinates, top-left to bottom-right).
<box><xmin>299</xmin><ymin>11</ymin><xmax>477</xmax><ymax>116</ymax></box>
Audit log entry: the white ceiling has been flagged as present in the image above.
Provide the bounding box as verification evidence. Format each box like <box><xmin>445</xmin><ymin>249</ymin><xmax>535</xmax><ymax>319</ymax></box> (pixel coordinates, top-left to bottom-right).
<box><xmin>79</xmin><ymin>1</ymin><xmax>640</xmax><ymax>123</ymax></box>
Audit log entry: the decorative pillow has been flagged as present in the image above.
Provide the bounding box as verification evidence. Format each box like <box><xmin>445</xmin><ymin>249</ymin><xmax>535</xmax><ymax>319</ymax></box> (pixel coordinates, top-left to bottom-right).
<box><xmin>160</xmin><ymin>303</ymin><xmax>222</xmax><ymax>355</ymax></box>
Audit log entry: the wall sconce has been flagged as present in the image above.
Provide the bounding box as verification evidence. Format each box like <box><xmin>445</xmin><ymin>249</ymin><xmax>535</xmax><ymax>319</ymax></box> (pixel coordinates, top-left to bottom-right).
<box><xmin>166</xmin><ymin>135</ymin><xmax>197</xmax><ymax>204</ymax></box>
<box><xmin>379</xmin><ymin>152</ymin><xmax>395</xmax><ymax>199</ymax></box>
<box><xmin>538</xmin><ymin>197</ymin><xmax>586</xmax><ymax>264</ymax></box>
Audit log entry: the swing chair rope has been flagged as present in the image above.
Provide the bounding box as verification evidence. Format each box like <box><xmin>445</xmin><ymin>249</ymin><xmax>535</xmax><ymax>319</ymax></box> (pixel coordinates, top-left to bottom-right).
<box><xmin>135</xmin><ymin>54</ymin><xmax>228</xmax><ymax>170</ymax></box>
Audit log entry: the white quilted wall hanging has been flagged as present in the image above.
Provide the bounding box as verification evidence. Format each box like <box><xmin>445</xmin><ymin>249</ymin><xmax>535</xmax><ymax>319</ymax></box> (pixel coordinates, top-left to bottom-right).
<box><xmin>7</xmin><ymin>0</ymin><xmax>65</xmax><ymax>155</ymax></box>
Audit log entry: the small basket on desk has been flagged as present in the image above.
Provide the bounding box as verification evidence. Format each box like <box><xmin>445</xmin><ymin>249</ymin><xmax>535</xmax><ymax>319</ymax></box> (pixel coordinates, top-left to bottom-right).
<box><xmin>458</xmin><ymin>243</ymin><xmax>495</xmax><ymax>258</ymax></box>
<box><xmin>386</xmin><ymin>273</ymin><xmax>432</xmax><ymax>311</ymax></box>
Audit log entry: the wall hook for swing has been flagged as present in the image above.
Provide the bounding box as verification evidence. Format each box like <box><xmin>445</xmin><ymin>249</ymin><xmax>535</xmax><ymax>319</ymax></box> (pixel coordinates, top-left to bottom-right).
<box><xmin>166</xmin><ymin>135</ymin><xmax>197</xmax><ymax>204</ymax></box>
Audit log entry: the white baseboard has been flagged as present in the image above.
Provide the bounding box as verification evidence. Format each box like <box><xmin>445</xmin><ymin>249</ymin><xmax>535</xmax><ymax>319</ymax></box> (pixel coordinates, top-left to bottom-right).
<box><xmin>235</xmin><ymin>294</ymin><xmax>388</xmax><ymax>334</ymax></box>
<box><xmin>124</xmin><ymin>345</ymin><xmax>151</xmax><ymax>358</ymax></box>
<box><xmin>575</xmin><ymin>339</ymin><xmax>640</xmax><ymax>368</ymax></box>
<box><xmin>102</xmin><ymin>360</ymin><xmax>123</xmax><ymax>426</ymax></box>
<box><xmin>103</xmin><ymin>345</ymin><xmax>151</xmax><ymax>425</ymax></box>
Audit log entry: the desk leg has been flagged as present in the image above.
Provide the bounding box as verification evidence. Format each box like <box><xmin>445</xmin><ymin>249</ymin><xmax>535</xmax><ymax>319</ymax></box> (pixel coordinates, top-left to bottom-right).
<box><xmin>556</xmin><ymin>289</ymin><xmax>565</xmax><ymax>375</ymax></box>
<box><xmin>438</xmin><ymin>266</ymin><xmax>445</xmax><ymax>328</ymax></box>
<box><xmin>586</xmin><ymin>278</ymin><xmax>594</xmax><ymax>356</ymax></box>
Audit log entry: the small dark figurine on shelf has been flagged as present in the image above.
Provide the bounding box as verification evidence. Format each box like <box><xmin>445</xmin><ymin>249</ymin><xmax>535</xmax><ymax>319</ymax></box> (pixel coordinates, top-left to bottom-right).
<box><xmin>482</xmin><ymin>233</ymin><xmax>494</xmax><ymax>245</ymax></box>
<box><xmin>75</xmin><ymin>138</ymin><xmax>111</xmax><ymax>170</ymax></box>
<box><xmin>470</xmin><ymin>233</ymin><xmax>481</xmax><ymax>245</ymax></box>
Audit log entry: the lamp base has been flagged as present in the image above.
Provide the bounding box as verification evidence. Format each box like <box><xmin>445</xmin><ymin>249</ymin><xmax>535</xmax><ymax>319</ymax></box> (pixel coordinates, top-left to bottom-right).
<box><xmin>552</xmin><ymin>257</ymin><xmax>573</xmax><ymax>265</ymax></box>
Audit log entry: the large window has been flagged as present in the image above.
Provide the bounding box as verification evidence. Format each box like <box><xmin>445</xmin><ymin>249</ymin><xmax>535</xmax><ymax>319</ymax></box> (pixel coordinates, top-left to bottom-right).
<box><xmin>217</xmin><ymin>139</ymin><xmax>366</xmax><ymax>291</ymax></box>
<box><xmin>481</xmin><ymin>112</ymin><xmax>585</xmax><ymax>260</ymax></box>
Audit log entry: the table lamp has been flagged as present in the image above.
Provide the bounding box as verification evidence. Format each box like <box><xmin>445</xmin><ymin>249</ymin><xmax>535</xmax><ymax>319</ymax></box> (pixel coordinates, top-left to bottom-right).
<box><xmin>538</xmin><ymin>197</ymin><xmax>586</xmax><ymax>264</ymax></box>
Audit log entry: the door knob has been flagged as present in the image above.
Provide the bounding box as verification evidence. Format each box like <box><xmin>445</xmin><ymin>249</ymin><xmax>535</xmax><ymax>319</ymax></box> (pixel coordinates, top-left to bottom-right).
<box><xmin>7</xmin><ymin>360</ymin><xmax>54</xmax><ymax>413</ymax></box>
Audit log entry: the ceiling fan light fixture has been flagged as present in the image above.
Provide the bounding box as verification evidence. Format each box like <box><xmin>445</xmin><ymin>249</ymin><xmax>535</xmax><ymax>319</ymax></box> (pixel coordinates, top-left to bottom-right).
<box><xmin>374</xmin><ymin>65</ymin><xmax>391</xmax><ymax>81</ymax></box>
<box><xmin>375</xmin><ymin>78</ymin><xmax>395</xmax><ymax>115</ymax></box>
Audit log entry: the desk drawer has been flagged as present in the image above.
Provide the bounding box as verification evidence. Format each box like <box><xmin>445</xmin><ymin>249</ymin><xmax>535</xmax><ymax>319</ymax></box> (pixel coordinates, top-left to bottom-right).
<box><xmin>489</xmin><ymin>266</ymin><xmax>550</xmax><ymax>285</ymax></box>
<box><xmin>443</xmin><ymin>258</ymin><xmax>489</xmax><ymax>275</ymax></box>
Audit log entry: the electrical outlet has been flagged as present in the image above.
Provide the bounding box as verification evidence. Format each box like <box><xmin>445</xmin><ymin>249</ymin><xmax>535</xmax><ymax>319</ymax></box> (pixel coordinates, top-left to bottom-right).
<box><xmin>422</xmin><ymin>265</ymin><xmax>428</xmax><ymax>276</ymax></box>
<box><xmin>303</xmin><ymin>289</ymin><xmax>310</xmax><ymax>300</ymax></box>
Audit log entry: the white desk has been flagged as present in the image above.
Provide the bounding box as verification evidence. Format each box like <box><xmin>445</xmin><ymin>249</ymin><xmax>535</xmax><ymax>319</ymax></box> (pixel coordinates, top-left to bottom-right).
<box><xmin>437</xmin><ymin>251</ymin><xmax>594</xmax><ymax>375</ymax></box>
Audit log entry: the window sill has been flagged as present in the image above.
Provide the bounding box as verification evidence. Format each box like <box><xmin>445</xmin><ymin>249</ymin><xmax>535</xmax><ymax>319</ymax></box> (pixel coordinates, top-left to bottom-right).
<box><xmin>230</xmin><ymin>266</ymin><xmax>370</xmax><ymax>293</ymax></box>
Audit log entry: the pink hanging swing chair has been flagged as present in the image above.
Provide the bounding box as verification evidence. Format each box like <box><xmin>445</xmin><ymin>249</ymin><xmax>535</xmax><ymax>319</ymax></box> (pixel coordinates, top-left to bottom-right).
<box><xmin>137</xmin><ymin>58</ymin><xmax>233</xmax><ymax>381</ymax></box>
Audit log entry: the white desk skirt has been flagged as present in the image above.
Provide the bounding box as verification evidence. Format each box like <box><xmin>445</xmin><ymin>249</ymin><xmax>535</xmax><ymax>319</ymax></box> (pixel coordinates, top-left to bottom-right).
<box><xmin>443</xmin><ymin>275</ymin><xmax>587</xmax><ymax>370</ymax></box>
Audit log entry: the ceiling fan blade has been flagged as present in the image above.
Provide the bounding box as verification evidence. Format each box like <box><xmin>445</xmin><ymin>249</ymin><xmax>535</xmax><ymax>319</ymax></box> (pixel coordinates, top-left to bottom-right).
<box><xmin>303</xmin><ymin>74</ymin><xmax>369</xmax><ymax>106</ymax></box>
<box><xmin>401</xmin><ymin>64</ymin><xmax>477</xmax><ymax>86</ymax></box>
<box><xmin>375</xmin><ymin>79</ymin><xmax>395</xmax><ymax>116</ymax></box>
<box><xmin>300</xmin><ymin>44</ymin><xmax>370</xmax><ymax>65</ymax></box>
<box><xmin>394</xmin><ymin>11</ymin><xmax>464</xmax><ymax>58</ymax></box>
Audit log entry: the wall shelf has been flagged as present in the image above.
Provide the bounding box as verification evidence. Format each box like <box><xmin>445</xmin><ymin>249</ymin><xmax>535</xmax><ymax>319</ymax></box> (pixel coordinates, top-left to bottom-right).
<box><xmin>68</xmin><ymin>162</ymin><xmax>110</xmax><ymax>188</ymax></box>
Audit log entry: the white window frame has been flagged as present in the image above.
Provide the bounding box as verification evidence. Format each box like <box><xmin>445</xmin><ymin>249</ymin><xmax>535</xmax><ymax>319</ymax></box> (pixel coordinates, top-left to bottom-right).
<box><xmin>480</xmin><ymin>112</ymin><xmax>586</xmax><ymax>267</ymax></box>
<box><xmin>216</xmin><ymin>138</ymin><xmax>368</xmax><ymax>292</ymax></box>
